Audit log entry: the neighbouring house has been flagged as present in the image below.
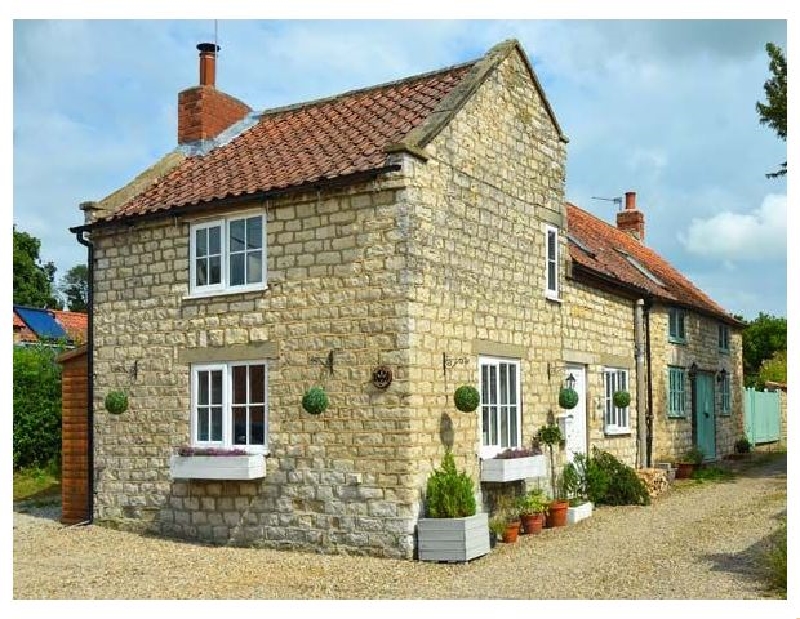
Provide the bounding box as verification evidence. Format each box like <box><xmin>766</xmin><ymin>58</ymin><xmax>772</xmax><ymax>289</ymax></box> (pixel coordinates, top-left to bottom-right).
<box><xmin>70</xmin><ymin>38</ymin><xmax>743</xmax><ymax>559</ymax></box>
<box><xmin>13</xmin><ymin>305</ymin><xmax>88</xmax><ymax>346</ymax></box>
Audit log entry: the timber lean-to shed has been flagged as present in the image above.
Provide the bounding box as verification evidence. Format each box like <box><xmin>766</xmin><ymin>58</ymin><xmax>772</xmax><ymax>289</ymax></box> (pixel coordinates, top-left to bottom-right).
<box><xmin>57</xmin><ymin>345</ymin><xmax>90</xmax><ymax>525</ymax></box>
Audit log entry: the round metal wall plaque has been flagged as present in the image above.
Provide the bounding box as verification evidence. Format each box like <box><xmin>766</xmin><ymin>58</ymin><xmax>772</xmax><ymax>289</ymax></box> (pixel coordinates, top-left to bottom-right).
<box><xmin>372</xmin><ymin>365</ymin><xmax>393</xmax><ymax>389</ymax></box>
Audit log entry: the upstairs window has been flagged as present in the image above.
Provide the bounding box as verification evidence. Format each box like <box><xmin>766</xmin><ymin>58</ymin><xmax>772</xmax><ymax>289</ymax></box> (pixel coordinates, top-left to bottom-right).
<box><xmin>189</xmin><ymin>212</ymin><xmax>265</xmax><ymax>296</ymax></box>
<box><xmin>718</xmin><ymin>324</ymin><xmax>730</xmax><ymax>352</ymax></box>
<box><xmin>545</xmin><ymin>225</ymin><xmax>559</xmax><ymax>299</ymax></box>
<box><xmin>668</xmin><ymin>307</ymin><xmax>686</xmax><ymax>344</ymax></box>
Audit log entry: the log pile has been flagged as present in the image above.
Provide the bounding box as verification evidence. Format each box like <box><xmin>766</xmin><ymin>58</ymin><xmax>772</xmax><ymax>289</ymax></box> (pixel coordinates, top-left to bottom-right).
<box><xmin>635</xmin><ymin>468</ymin><xmax>671</xmax><ymax>498</ymax></box>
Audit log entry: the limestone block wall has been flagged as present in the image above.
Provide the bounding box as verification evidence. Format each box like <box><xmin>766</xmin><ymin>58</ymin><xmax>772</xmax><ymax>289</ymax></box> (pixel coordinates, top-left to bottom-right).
<box><xmin>649</xmin><ymin>305</ymin><xmax>743</xmax><ymax>462</ymax></box>
<box><xmin>401</xmin><ymin>49</ymin><xmax>568</xmax><ymax>500</ymax></box>
<box><xmin>562</xmin><ymin>278</ymin><xmax>639</xmax><ymax>466</ymax></box>
<box><xmin>91</xmin><ymin>178</ymin><xmax>422</xmax><ymax>558</ymax></box>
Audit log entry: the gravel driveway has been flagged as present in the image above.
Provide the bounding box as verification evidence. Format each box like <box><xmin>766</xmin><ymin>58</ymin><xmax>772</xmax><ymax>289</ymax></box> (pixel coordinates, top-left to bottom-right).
<box><xmin>14</xmin><ymin>455</ymin><xmax>786</xmax><ymax>599</ymax></box>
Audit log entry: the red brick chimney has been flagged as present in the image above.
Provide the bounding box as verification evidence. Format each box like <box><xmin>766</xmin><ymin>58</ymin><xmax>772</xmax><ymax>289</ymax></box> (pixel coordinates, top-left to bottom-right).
<box><xmin>616</xmin><ymin>191</ymin><xmax>645</xmax><ymax>242</ymax></box>
<box><xmin>177</xmin><ymin>43</ymin><xmax>251</xmax><ymax>144</ymax></box>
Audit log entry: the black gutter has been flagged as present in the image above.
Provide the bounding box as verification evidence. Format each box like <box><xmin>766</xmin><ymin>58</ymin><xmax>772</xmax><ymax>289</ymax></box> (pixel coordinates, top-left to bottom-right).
<box><xmin>644</xmin><ymin>298</ymin><xmax>654</xmax><ymax>467</ymax></box>
<box><xmin>69</xmin><ymin>165</ymin><xmax>401</xmax><ymax>235</ymax></box>
<box><xmin>75</xmin><ymin>230</ymin><xmax>94</xmax><ymax>524</ymax></box>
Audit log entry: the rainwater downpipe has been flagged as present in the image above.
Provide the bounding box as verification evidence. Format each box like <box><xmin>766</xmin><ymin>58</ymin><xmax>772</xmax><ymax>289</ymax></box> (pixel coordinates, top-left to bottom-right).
<box><xmin>634</xmin><ymin>299</ymin><xmax>647</xmax><ymax>468</ymax></box>
<box><xmin>75</xmin><ymin>230</ymin><xmax>94</xmax><ymax>524</ymax></box>
<box><xmin>644</xmin><ymin>299</ymin><xmax>654</xmax><ymax>468</ymax></box>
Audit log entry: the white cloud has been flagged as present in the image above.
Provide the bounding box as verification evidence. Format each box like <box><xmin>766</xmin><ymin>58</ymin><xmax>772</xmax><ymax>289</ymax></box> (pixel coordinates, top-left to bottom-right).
<box><xmin>679</xmin><ymin>194</ymin><xmax>787</xmax><ymax>261</ymax></box>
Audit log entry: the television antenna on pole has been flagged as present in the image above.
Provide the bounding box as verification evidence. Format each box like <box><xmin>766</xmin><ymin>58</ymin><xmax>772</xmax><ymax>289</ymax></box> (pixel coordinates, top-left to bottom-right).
<box><xmin>591</xmin><ymin>195</ymin><xmax>623</xmax><ymax>210</ymax></box>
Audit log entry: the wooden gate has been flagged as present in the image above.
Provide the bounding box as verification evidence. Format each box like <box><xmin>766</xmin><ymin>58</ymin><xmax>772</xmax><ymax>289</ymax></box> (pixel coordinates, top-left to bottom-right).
<box><xmin>57</xmin><ymin>346</ymin><xmax>90</xmax><ymax>525</ymax></box>
<box><xmin>743</xmin><ymin>387</ymin><xmax>781</xmax><ymax>445</ymax></box>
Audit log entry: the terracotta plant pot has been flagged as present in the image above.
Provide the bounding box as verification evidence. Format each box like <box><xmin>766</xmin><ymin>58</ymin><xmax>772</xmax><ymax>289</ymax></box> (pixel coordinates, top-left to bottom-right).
<box><xmin>675</xmin><ymin>462</ymin><xmax>695</xmax><ymax>479</ymax></box>
<box><xmin>547</xmin><ymin>500</ymin><xmax>569</xmax><ymax>527</ymax></box>
<box><xmin>521</xmin><ymin>513</ymin><xmax>544</xmax><ymax>535</ymax></box>
<box><xmin>502</xmin><ymin>520</ymin><xmax>521</xmax><ymax>543</ymax></box>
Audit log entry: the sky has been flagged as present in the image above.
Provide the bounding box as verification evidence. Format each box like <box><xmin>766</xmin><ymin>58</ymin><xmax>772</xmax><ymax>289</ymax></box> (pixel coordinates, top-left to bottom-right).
<box><xmin>12</xmin><ymin>19</ymin><xmax>788</xmax><ymax>319</ymax></box>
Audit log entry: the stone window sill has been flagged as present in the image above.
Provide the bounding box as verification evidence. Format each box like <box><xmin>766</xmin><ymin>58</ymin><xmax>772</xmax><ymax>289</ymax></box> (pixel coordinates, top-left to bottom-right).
<box><xmin>604</xmin><ymin>429</ymin><xmax>632</xmax><ymax>437</ymax></box>
<box><xmin>182</xmin><ymin>284</ymin><xmax>268</xmax><ymax>302</ymax></box>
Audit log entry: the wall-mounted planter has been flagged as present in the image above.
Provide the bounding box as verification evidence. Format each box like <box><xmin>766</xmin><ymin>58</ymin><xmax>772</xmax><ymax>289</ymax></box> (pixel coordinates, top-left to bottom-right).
<box><xmin>417</xmin><ymin>512</ymin><xmax>490</xmax><ymax>563</ymax></box>
<box><xmin>480</xmin><ymin>455</ymin><xmax>547</xmax><ymax>483</ymax></box>
<box><xmin>169</xmin><ymin>454</ymin><xmax>266</xmax><ymax>480</ymax></box>
<box><xmin>567</xmin><ymin>501</ymin><xmax>593</xmax><ymax>525</ymax></box>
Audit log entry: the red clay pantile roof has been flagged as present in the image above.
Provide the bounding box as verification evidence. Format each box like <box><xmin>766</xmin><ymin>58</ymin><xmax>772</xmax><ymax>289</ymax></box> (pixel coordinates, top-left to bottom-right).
<box><xmin>566</xmin><ymin>203</ymin><xmax>737</xmax><ymax>324</ymax></box>
<box><xmin>107</xmin><ymin>61</ymin><xmax>476</xmax><ymax>221</ymax></box>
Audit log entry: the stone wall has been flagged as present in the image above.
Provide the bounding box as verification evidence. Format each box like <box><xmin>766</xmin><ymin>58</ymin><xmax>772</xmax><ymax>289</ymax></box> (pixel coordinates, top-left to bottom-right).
<box><xmin>649</xmin><ymin>305</ymin><xmax>743</xmax><ymax>462</ymax></box>
<box><xmin>562</xmin><ymin>278</ymin><xmax>639</xmax><ymax>466</ymax></box>
<box><xmin>401</xmin><ymin>48</ymin><xmax>568</xmax><ymax>502</ymax></box>
<box><xmin>91</xmin><ymin>177</ymin><xmax>423</xmax><ymax>558</ymax></box>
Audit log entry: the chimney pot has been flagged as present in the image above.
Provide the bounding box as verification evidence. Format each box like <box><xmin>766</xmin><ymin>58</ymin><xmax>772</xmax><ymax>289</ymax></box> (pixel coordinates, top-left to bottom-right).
<box><xmin>197</xmin><ymin>43</ymin><xmax>220</xmax><ymax>87</ymax></box>
<box><xmin>625</xmin><ymin>191</ymin><xmax>636</xmax><ymax>211</ymax></box>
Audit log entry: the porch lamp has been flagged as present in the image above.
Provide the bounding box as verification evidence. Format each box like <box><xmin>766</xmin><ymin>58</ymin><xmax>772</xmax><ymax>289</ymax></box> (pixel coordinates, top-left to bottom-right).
<box><xmin>565</xmin><ymin>373</ymin><xmax>576</xmax><ymax>390</ymax></box>
<box><xmin>688</xmin><ymin>362</ymin><xmax>698</xmax><ymax>377</ymax></box>
<box><xmin>716</xmin><ymin>368</ymin><xmax>727</xmax><ymax>384</ymax></box>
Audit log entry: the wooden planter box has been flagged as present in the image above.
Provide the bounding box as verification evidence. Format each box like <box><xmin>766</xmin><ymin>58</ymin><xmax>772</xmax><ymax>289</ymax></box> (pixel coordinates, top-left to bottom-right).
<box><xmin>480</xmin><ymin>455</ymin><xmax>546</xmax><ymax>482</ymax></box>
<box><xmin>567</xmin><ymin>501</ymin><xmax>593</xmax><ymax>525</ymax></box>
<box><xmin>417</xmin><ymin>512</ymin><xmax>490</xmax><ymax>563</ymax></box>
<box><xmin>169</xmin><ymin>454</ymin><xmax>266</xmax><ymax>480</ymax></box>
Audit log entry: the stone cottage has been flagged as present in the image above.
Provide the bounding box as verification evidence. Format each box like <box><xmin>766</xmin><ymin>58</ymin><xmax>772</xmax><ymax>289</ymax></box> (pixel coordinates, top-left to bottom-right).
<box><xmin>71</xmin><ymin>38</ymin><xmax>743</xmax><ymax>559</ymax></box>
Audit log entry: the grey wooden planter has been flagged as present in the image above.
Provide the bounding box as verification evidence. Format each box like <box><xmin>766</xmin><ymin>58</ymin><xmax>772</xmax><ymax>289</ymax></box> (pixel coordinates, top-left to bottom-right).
<box><xmin>417</xmin><ymin>512</ymin><xmax>490</xmax><ymax>562</ymax></box>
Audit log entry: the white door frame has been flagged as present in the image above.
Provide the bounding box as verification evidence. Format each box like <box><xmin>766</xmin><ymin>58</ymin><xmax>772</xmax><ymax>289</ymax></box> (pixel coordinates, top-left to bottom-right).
<box><xmin>562</xmin><ymin>364</ymin><xmax>588</xmax><ymax>463</ymax></box>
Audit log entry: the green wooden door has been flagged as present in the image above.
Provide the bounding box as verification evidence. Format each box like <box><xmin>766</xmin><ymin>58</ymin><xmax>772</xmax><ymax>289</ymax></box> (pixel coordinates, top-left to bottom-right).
<box><xmin>695</xmin><ymin>373</ymin><xmax>716</xmax><ymax>461</ymax></box>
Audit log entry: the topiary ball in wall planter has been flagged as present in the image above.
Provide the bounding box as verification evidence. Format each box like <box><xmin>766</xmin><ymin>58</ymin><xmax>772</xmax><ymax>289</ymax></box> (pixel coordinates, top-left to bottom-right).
<box><xmin>613</xmin><ymin>390</ymin><xmax>631</xmax><ymax>409</ymax></box>
<box><xmin>105</xmin><ymin>391</ymin><xmax>129</xmax><ymax>415</ymax></box>
<box><xmin>559</xmin><ymin>386</ymin><xmax>579</xmax><ymax>410</ymax></box>
<box><xmin>453</xmin><ymin>385</ymin><xmax>480</xmax><ymax>412</ymax></box>
<box><xmin>302</xmin><ymin>387</ymin><xmax>329</xmax><ymax>415</ymax></box>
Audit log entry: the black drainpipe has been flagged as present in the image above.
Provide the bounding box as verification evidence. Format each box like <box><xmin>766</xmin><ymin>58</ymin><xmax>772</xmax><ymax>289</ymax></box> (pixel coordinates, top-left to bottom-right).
<box><xmin>75</xmin><ymin>230</ymin><xmax>94</xmax><ymax>524</ymax></box>
<box><xmin>644</xmin><ymin>298</ymin><xmax>654</xmax><ymax>467</ymax></box>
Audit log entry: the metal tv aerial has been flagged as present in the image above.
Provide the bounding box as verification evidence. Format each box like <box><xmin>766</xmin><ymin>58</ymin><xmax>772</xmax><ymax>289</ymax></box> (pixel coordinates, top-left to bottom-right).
<box><xmin>591</xmin><ymin>195</ymin><xmax>623</xmax><ymax>210</ymax></box>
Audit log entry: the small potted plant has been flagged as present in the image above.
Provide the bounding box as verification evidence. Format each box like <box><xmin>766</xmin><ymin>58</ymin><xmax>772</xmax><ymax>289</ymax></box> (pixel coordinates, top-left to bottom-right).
<box><xmin>517</xmin><ymin>489</ymin><xmax>547</xmax><ymax>535</ymax></box>
<box><xmin>494</xmin><ymin>495</ymin><xmax>521</xmax><ymax>543</ymax></box>
<box><xmin>537</xmin><ymin>423</ymin><xmax>569</xmax><ymax>527</ymax></box>
<box><xmin>676</xmin><ymin>447</ymin><xmax>704</xmax><ymax>479</ymax></box>
<box><xmin>562</xmin><ymin>454</ymin><xmax>594</xmax><ymax>524</ymax></box>
<box><xmin>488</xmin><ymin>514</ymin><xmax>506</xmax><ymax>548</ymax></box>
<box><xmin>734</xmin><ymin>436</ymin><xmax>752</xmax><ymax>456</ymax></box>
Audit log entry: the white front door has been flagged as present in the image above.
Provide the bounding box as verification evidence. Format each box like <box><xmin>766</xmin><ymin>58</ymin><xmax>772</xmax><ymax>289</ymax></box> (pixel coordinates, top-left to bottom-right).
<box><xmin>563</xmin><ymin>365</ymin><xmax>587</xmax><ymax>463</ymax></box>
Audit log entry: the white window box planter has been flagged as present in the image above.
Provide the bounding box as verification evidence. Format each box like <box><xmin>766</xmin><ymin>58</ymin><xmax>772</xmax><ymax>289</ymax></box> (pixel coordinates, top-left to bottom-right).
<box><xmin>417</xmin><ymin>512</ymin><xmax>490</xmax><ymax>563</ymax></box>
<box><xmin>567</xmin><ymin>501</ymin><xmax>593</xmax><ymax>525</ymax></box>
<box><xmin>480</xmin><ymin>455</ymin><xmax>547</xmax><ymax>483</ymax></box>
<box><xmin>169</xmin><ymin>454</ymin><xmax>266</xmax><ymax>480</ymax></box>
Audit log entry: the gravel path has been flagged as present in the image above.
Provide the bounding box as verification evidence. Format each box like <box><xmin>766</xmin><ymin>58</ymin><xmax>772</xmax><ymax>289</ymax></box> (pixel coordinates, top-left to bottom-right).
<box><xmin>13</xmin><ymin>455</ymin><xmax>786</xmax><ymax>599</ymax></box>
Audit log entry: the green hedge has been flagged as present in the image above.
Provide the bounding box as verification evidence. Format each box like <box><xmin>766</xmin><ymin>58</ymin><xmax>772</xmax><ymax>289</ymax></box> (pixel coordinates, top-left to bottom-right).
<box><xmin>13</xmin><ymin>345</ymin><xmax>63</xmax><ymax>470</ymax></box>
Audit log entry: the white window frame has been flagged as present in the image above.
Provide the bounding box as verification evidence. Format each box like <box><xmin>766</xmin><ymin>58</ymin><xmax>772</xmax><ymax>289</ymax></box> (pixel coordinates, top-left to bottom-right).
<box><xmin>603</xmin><ymin>367</ymin><xmax>630</xmax><ymax>435</ymax></box>
<box><xmin>478</xmin><ymin>356</ymin><xmax>522</xmax><ymax>459</ymax></box>
<box><xmin>545</xmin><ymin>225</ymin><xmax>559</xmax><ymax>300</ymax></box>
<box><xmin>190</xmin><ymin>360</ymin><xmax>268</xmax><ymax>454</ymax></box>
<box><xmin>188</xmin><ymin>210</ymin><xmax>267</xmax><ymax>297</ymax></box>
<box><xmin>718</xmin><ymin>324</ymin><xmax>730</xmax><ymax>353</ymax></box>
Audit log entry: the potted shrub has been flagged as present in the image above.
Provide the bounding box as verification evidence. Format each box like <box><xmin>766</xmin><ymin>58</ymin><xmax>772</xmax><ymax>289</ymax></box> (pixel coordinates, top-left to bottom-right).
<box><xmin>517</xmin><ymin>489</ymin><xmax>547</xmax><ymax>534</ymax></box>
<box><xmin>417</xmin><ymin>451</ymin><xmax>489</xmax><ymax>562</ymax></box>
<box><xmin>675</xmin><ymin>447</ymin><xmax>704</xmax><ymax>479</ymax></box>
<box><xmin>563</xmin><ymin>454</ymin><xmax>594</xmax><ymax>524</ymax></box>
<box><xmin>734</xmin><ymin>436</ymin><xmax>752</xmax><ymax>455</ymax></box>
<box><xmin>538</xmin><ymin>423</ymin><xmax>569</xmax><ymax>527</ymax></box>
<box><xmin>494</xmin><ymin>495</ymin><xmax>521</xmax><ymax>543</ymax></box>
<box><xmin>480</xmin><ymin>446</ymin><xmax>546</xmax><ymax>482</ymax></box>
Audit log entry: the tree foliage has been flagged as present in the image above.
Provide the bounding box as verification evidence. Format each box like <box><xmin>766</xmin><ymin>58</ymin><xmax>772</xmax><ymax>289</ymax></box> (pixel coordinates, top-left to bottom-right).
<box><xmin>13</xmin><ymin>226</ymin><xmax>61</xmax><ymax>309</ymax></box>
<box><xmin>756</xmin><ymin>42</ymin><xmax>787</xmax><ymax>178</ymax></box>
<box><xmin>59</xmin><ymin>264</ymin><xmax>89</xmax><ymax>312</ymax></box>
<box><xmin>741</xmin><ymin>312</ymin><xmax>787</xmax><ymax>388</ymax></box>
<box><xmin>13</xmin><ymin>344</ymin><xmax>63</xmax><ymax>470</ymax></box>
<box><xmin>759</xmin><ymin>349</ymin><xmax>787</xmax><ymax>386</ymax></box>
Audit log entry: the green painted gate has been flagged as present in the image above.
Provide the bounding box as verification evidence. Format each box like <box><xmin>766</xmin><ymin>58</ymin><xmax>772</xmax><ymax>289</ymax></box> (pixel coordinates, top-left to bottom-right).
<box><xmin>695</xmin><ymin>373</ymin><xmax>716</xmax><ymax>461</ymax></box>
<box><xmin>743</xmin><ymin>387</ymin><xmax>781</xmax><ymax>444</ymax></box>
